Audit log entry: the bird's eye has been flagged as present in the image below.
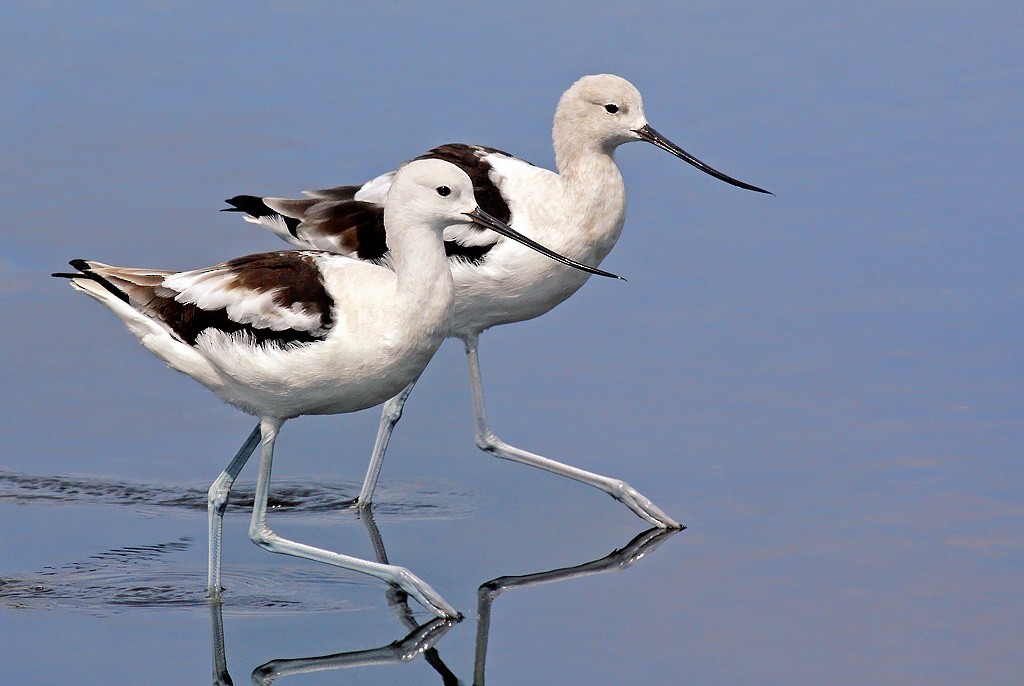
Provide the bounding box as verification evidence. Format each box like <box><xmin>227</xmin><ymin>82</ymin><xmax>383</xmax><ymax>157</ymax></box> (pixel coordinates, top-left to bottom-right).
<box><xmin>604</xmin><ymin>103</ymin><xmax>619</xmax><ymax>114</ymax></box>
<box><xmin>436</xmin><ymin>186</ymin><xmax>451</xmax><ymax>197</ymax></box>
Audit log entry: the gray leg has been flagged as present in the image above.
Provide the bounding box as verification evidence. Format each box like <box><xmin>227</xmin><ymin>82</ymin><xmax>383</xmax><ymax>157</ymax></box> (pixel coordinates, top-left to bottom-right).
<box><xmin>357</xmin><ymin>509</ymin><xmax>461</xmax><ymax>683</ymax></box>
<box><xmin>247</xmin><ymin>417</ymin><xmax>460</xmax><ymax>619</ymax></box>
<box><xmin>207</xmin><ymin>423</ymin><xmax>262</xmax><ymax>598</ymax></box>
<box><xmin>357</xmin><ymin>508</ymin><xmax>420</xmax><ymax>629</ymax></box>
<box><xmin>356</xmin><ymin>378</ymin><xmax>419</xmax><ymax>506</ymax></box>
<box><xmin>462</xmin><ymin>333</ymin><xmax>682</xmax><ymax>529</ymax></box>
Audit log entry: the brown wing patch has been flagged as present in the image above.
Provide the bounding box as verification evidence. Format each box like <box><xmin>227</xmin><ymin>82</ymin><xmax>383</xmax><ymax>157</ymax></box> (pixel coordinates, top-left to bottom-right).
<box><xmin>298</xmin><ymin>201</ymin><xmax>388</xmax><ymax>260</ymax></box>
<box><xmin>162</xmin><ymin>252</ymin><xmax>334</xmax><ymax>346</ymax></box>
<box><xmin>68</xmin><ymin>254</ymin><xmax>336</xmax><ymax>347</ymax></box>
<box><xmin>217</xmin><ymin>252</ymin><xmax>334</xmax><ymax>327</ymax></box>
<box><xmin>302</xmin><ymin>184</ymin><xmax>363</xmax><ymax>201</ymax></box>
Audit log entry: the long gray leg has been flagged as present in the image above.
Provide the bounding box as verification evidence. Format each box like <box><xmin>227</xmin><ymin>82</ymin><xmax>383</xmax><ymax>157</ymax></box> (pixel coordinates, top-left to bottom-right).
<box><xmin>247</xmin><ymin>417</ymin><xmax>460</xmax><ymax>619</ymax></box>
<box><xmin>207</xmin><ymin>423</ymin><xmax>262</xmax><ymax>598</ymax></box>
<box><xmin>462</xmin><ymin>333</ymin><xmax>682</xmax><ymax>529</ymax></box>
<box><xmin>355</xmin><ymin>378</ymin><xmax>420</xmax><ymax>506</ymax></box>
<box><xmin>357</xmin><ymin>509</ymin><xmax>461</xmax><ymax>682</ymax></box>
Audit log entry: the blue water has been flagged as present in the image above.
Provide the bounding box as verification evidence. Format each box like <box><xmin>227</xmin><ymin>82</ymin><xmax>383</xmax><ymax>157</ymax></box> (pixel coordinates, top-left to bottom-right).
<box><xmin>1</xmin><ymin>3</ymin><xmax>1021</xmax><ymax>684</ymax></box>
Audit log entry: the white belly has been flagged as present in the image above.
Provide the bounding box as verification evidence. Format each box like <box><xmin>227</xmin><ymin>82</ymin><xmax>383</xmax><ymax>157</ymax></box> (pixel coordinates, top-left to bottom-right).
<box><xmin>195</xmin><ymin>322</ymin><xmax>448</xmax><ymax>419</ymax></box>
<box><xmin>448</xmin><ymin>244</ymin><xmax>592</xmax><ymax>336</ymax></box>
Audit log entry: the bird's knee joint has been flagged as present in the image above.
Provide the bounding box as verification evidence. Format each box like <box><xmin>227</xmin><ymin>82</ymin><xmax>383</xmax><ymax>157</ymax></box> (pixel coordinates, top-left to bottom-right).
<box><xmin>248</xmin><ymin>525</ymin><xmax>278</xmax><ymax>549</ymax></box>
<box><xmin>475</xmin><ymin>430</ymin><xmax>500</xmax><ymax>452</ymax></box>
<box><xmin>390</xmin><ymin>566</ymin><xmax>417</xmax><ymax>587</ymax></box>
<box><xmin>609</xmin><ymin>480</ymin><xmax>629</xmax><ymax>498</ymax></box>
<box><xmin>208</xmin><ymin>482</ymin><xmax>231</xmax><ymax>514</ymax></box>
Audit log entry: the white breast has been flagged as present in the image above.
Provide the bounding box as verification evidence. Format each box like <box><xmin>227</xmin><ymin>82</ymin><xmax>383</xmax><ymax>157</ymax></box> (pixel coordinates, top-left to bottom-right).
<box><xmin>446</xmin><ymin>152</ymin><xmax>626</xmax><ymax>337</ymax></box>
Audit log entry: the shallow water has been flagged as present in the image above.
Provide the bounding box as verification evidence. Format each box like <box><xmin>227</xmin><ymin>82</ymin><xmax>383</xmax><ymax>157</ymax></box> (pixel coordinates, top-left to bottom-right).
<box><xmin>2</xmin><ymin>2</ymin><xmax>1022</xmax><ymax>684</ymax></box>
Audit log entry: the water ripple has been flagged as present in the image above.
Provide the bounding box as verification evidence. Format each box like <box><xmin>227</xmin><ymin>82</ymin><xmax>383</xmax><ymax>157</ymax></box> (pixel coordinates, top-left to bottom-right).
<box><xmin>0</xmin><ymin>468</ymin><xmax>474</xmax><ymax>520</ymax></box>
<box><xmin>0</xmin><ymin>537</ymin><xmax>368</xmax><ymax>615</ymax></box>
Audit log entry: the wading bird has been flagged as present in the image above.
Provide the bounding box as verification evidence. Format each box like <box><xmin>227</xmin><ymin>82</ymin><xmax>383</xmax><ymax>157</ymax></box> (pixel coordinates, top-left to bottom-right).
<box><xmin>55</xmin><ymin>159</ymin><xmax>612</xmax><ymax>618</ymax></box>
<box><xmin>225</xmin><ymin>74</ymin><xmax>770</xmax><ymax>530</ymax></box>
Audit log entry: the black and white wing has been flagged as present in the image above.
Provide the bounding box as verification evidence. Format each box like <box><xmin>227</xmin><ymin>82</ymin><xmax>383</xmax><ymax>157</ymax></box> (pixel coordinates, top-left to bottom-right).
<box><xmin>224</xmin><ymin>143</ymin><xmax>536</xmax><ymax>266</ymax></box>
<box><xmin>58</xmin><ymin>253</ymin><xmax>336</xmax><ymax>347</ymax></box>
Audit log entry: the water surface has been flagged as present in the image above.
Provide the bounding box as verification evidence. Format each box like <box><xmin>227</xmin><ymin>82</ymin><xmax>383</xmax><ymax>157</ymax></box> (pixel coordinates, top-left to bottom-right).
<box><xmin>1</xmin><ymin>3</ymin><xmax>1021</xmax><ymax>684</ymax></box>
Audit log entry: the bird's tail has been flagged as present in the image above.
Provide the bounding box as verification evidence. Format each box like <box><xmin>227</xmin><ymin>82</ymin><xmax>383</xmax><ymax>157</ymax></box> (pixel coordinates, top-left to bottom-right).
<box><xmin>52</xmin><ymin>259</ymin><xmax>131</xmax><ymax>303</ymax></box>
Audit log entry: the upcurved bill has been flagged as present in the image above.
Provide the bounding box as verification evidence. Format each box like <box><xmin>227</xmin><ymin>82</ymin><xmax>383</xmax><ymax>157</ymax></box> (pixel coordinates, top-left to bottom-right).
<box><xmin>635</xmin><ymin>124</ymin><xmax>772</xmax><ymax>195</ymax></box>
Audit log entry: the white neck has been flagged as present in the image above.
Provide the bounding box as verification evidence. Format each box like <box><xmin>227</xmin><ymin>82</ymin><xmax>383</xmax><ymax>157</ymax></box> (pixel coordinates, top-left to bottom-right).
<box><xmin>384</xmin><ymin>211</ymin><xmax>455</xmax><ymax>323</ymax></box>
<box><xmin>552</xmin><ymin>123</ymin><xmax>628</xmax><ymax>252</ymax></box>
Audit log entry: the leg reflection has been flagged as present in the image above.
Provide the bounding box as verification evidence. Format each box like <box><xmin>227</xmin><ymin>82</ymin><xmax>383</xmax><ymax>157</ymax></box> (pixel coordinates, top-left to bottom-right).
<box><xmin>208</xmin><ymin>598</ymin><xmax>455</xmax><ymax>686</ymax></box>
<box><xmin>473</xmin><ymin>528</ymin><xmax>677</xmax><ymax>685</ymax></box>
<box><xmin>358</xmin><ymin>508</ymin><xmax>461</xmax><ymax>685</ymax></box>
<box><xmin>251</xmin><ymin>618</ymin><xmax>455</xmax><ymax>685</ymax></box>
<box><xmin>361</xmin><ymin>509</ymin><xmax>679</xmax><ymax>685</ymax></box>
<box><xmin>208</xmin><ymin>511</ymin><xmax>679</xmax><ymax>684</ymax></box>
<box><xmin>209</xmin><ymin>602</ymin><xmax>233</xmax><ymax>686</ymax></box>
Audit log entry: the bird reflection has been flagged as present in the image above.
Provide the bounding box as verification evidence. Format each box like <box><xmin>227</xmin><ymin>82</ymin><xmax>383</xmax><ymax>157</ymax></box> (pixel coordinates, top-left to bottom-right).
<box><xmin>211</xmin><ymin>511</ymin><xmax>678</xmax><ymax>684</ymax></box>
<box><xmin>471</xmin><ymin>526</ymin><xmax>674</xmax><ymax>685</ymax></box>
<box><xmin>211</xmin><ymin>601</ymin><xmax>454</xmax><ymax>686</ymax></box>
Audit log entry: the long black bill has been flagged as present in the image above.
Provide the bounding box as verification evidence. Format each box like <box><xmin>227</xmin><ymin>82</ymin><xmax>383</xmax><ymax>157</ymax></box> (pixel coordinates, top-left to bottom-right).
<box><xmin>464</xmin><ymin>208</ymin><xmax>624</xmax><ymax>280</ymax></box>
<box><xmin>634</xmin><ymin>124</ymin><xmax>772</xmax><ymax>195</ymax></box>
